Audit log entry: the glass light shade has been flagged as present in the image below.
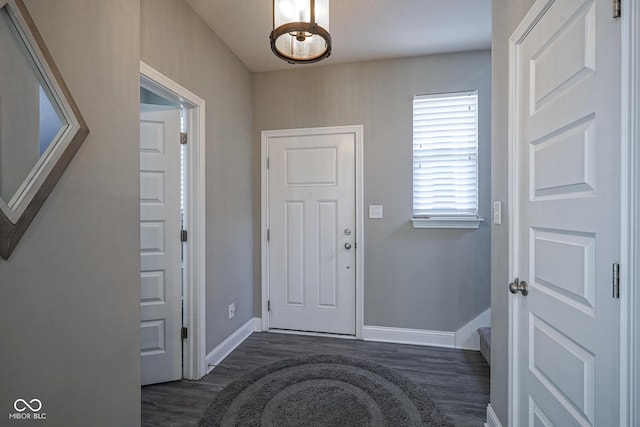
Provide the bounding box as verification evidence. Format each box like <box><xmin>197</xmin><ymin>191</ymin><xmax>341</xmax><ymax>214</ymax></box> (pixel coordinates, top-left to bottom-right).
<box><xmin>270</xmin><ymin>0</ymin><xmax>331</xmax><ymax>64</ymax></box>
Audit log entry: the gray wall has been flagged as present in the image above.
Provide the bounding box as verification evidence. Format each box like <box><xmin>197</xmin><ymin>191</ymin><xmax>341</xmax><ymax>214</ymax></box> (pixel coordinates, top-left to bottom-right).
<box><xmin>491</xmin><ymin>0</ymin><xmax>536</xmax><ymax>424</ymax></box>
<box><xmin>253</xmin><ymin>51</ymin><xmax>491</xmax><ymax>331</ymax></box>
<box><xmin>0</xmin><ymin>0</ymin><xmax>141</xmax><ymax>425</ymax></box>
<box><xmin>141</xmin><ymin>0</ymin><xmax>255</xmax><ymax>352</ymax></box>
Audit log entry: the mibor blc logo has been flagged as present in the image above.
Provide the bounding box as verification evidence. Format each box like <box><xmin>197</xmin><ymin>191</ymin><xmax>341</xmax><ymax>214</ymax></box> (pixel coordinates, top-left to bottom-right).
<box><xmin>8</xmin><ymin>398</ymin><xmax>46</xmax><ymax>420</ymax></box>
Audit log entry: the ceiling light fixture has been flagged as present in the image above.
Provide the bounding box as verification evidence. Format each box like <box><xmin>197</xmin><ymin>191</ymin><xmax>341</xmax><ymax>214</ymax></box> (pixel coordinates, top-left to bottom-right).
<box><xmin>270</xmin><ymin>0</ymin><xmax>331</xmax><ymax>64</ymax></box>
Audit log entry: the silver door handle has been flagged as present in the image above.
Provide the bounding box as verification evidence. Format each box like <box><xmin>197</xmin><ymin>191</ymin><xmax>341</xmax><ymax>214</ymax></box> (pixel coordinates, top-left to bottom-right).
<box><xmin>344</xmin><ymin>242</ymin><xmax>352</xmax><ymax>250</ymax></box>
<box><xmin>508</xmin><ymin>278</ymin><xmax>528</xmax><ymax>296</ymax></box>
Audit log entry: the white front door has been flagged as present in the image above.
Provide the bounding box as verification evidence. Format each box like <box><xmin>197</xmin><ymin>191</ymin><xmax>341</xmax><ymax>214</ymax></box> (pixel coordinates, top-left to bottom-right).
<box><xmin>510</xmin><ymin>0</ymin><xmax>620</xmax><ymax>425</ymax></box>
<box><xmin>139</xmin><ymin>106</ymin><xmax>183</xmax><ymax>385</ymax></box>
<box><xmin>267</xmin><ymin>129</ymin><xmax>356</xmax><ymax>335</ymax></box>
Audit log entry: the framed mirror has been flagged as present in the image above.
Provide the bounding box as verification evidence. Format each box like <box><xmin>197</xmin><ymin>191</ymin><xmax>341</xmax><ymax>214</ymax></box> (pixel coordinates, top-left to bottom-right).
<box><xmin>0</xmin><ymin>0</ymin><xmax>88</xmax><ymax>259</ymax></box>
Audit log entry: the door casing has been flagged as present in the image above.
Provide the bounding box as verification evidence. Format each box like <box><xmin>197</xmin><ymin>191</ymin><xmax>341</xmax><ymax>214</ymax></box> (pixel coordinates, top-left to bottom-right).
<box><xmin>261</xmin><ymin>125</ymin><xmax>364</xmax><ymax>338</ymax></box>
<box><xmin>140</xmin><ymin>62</ymin><xmax>207</xmax><ymax>381</ymax></box>
<box><xmin>621</xmin><ymin>1</ymin><xmax>640</xmax><ymax>425</ymax></box>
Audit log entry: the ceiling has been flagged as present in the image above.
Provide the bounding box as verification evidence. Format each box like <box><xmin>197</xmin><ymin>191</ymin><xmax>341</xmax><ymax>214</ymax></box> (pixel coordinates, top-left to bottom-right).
<box><xmin>185</xmin><ymin>0</ymin><xmax>492</xmax><ymax>73</ymax></box>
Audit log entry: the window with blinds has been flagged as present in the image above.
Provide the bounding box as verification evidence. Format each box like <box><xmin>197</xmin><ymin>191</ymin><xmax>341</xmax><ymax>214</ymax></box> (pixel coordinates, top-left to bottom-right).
<box><xmin>412</xmin><ymin>90</ymin><xmax>478</xmax><ymax>218</ymax></box>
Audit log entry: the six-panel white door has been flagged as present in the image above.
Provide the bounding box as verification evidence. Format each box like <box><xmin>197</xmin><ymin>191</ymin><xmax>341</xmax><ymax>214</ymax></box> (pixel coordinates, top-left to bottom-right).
<box><xmin>268</xmin><ymin>131</ymin><xmax>356</xmax><ymax>335</ymax></box>
<box><xmin>510</xmin><ymin>0</ymin><xmax>620</xmax><ymax>425</ymax></box>
<box><xmin>140</xmin><ymin>107</ymin><xmax>183</xmax><ymax>385</ymax></box>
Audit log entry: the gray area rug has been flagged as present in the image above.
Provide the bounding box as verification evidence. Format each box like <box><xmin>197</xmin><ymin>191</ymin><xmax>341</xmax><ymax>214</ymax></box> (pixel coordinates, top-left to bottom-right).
<box><xmin>197</xmin><ymin>354</ymin><xmax>453</xmax><ymax>426</ymax></box>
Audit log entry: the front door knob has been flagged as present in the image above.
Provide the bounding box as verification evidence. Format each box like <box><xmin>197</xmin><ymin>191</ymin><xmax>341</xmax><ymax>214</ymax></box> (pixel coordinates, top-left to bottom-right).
<box><xmin>344</xmin><ymin>242</ymin><xmax>352</xmax><ymax>250</ymax></box>
<box><xmin>509</xmin><ymin>278</ymin><xmax>529</xmax><ymax>296</ymax></box>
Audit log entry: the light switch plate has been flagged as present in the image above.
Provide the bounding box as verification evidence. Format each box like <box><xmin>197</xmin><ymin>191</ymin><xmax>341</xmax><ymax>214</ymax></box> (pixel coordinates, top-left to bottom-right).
<box><xmin>369</xmin><ymin>205</ymin><xmax>383</xmax><ymax>219</ymax></box>
<box><xmin>493</xmin><ymin>201</ymin><xmax>502</xmax><ymax>225</ymax></box>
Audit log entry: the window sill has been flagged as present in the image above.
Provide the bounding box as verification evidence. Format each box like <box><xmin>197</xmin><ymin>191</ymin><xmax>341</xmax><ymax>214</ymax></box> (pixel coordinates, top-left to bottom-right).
<box><xmin>411</xmin><ymin>217</ymin><xmax>485</xmax><ymax>229</ymax></box>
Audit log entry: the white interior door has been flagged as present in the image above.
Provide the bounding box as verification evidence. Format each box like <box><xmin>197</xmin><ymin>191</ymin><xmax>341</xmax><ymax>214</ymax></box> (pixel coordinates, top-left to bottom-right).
<box><xmin>510</xmin><ymin>0</ymin><xmax>620</xmax><ymax>425</ymax></box>
<box><xmin>268</xmin><ymin>130</ymin><xmax>356</xmax><ymax>335</ymax></box>
<box><xmin>140</xmin><ymin>106</ymin><xmax>182</xmax><ymax>385</ymax></box>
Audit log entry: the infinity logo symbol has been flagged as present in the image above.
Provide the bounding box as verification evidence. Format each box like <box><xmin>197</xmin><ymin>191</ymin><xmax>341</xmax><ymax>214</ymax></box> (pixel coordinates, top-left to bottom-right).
<box><xmin>14</xmin><ymin>399</ymin><xmax>42</xmax><ymax>412</ymax></box>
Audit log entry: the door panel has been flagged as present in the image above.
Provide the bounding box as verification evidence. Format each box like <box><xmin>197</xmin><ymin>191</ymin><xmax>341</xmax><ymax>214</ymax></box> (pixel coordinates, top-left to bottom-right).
<box><xmin>285</xmin><ymin>201</ymin><xmax>304</xmax><ymax>305</ymax></box>
<box><xmin>511</xmin><ymin>0</ymin><xmax>620</xmax><ymax>425</ymax></box>
<box><xmin>269</xmin><ymin>132</ymin><xmax>356</xmax><ymax>335</ymax></box>
<box><xmin>140</xmin><ymin>107</ymin><xmax>182</xmax><ymax>385</ymax></box>
<box><xmin>318</xmin><ymin>201</ymin><xmax>338</xmax><ymax>307</ymax></box>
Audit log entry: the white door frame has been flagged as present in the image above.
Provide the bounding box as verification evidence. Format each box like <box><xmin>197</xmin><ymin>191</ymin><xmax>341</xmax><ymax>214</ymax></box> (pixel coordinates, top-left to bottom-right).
<box><xmin>507</xmin><ymin>1</ymin><xmax>637</xmax><ymax>425</ymax></box>
<box><xmin>140</xmin><ymin>62</ymin><xmax>207</xmax><ymax>381</ymax></box>
<box><xmin>261</xmin><ymin>125</ymin><xmax>364</xmax><ymax>338</ymax></box>
<box><xmin>621</xmin><ymin>1</ymin><xmax>640</xmax><ymax>425</ymax></box>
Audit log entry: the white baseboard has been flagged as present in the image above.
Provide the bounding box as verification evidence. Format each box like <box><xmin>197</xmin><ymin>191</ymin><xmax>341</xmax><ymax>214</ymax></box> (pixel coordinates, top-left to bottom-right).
<box><xmin>205</xmin><ymin>317</ymin><xmax>257</xmax><ymax>373</ymax></box>
<box><xmin>362</xmin><ymin>325</ymin><xmax>456</xmax><ymax>348</ymax></box>
<box><xmin>269</xmin><ymin>328</ymin><xmax>356</xmax><ymax>340</ymax></box>
<box><xmin>485</xmin><ymin>404</ymin><xmax>503</xmax><ymax>427</ymax></box>
<box><xmin>455</xmin><ymin>308</ymin><xmax>491</xmax><ymax>350</ymax></box>
<box><xmin>253</xmin><ymin>317</ymin><xmax>263</xmax><ymax>332</ymax></box>
<box><xmin>362</xmin><ymin>308</ymin><xmax>490</xmax><ymax>350</ymax></box>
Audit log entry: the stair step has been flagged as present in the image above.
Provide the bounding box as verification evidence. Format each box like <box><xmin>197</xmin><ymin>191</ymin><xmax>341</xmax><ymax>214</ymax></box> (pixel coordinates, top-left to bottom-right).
<box><xmin>478</xmin><ymin>327</ymin><xmax>491</xmax><ymax>365</ymax></box>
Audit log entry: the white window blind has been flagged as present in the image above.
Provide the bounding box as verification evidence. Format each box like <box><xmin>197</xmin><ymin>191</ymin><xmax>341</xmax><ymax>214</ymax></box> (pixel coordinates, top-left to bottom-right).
<box><xmin>412</xmin><ymin>91</ymin><xmax>478</xmax><ymax>218</ymax></box>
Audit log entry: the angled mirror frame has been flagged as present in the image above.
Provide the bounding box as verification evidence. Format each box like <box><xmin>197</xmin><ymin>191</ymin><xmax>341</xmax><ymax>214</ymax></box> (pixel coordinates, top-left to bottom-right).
<box><xmin>0</xmin><ymin>0</ymin><xmax>88</xmax><ymax>259</ymax></box>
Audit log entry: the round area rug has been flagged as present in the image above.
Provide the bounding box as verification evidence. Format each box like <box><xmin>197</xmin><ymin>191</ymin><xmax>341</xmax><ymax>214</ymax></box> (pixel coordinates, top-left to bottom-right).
<box><xmin>197</xmin><ymin>354</ymin><xmax>452</xmax><ymax>426</ymax></box>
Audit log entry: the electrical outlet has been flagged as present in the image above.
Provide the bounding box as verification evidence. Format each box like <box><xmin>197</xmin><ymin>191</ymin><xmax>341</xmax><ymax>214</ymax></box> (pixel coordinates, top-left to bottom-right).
<box><xmin>228</xmin><ymin>302</ymin><xmax>235</xmax><ymax>319</ymax></box>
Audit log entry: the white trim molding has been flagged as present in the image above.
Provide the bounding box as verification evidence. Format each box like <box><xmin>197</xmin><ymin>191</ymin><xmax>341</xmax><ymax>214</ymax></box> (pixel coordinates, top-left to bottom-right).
<box><xmin>362</xmin><ymin>309</ymin><xmax>490</xmax><ymax>350</ymax></box>
<box><xmin>455</xmin><ymin>308</ymin><xmax>491</xmax><ymax>350</ymax></box>
<box><xmin>362</xmin><ymin>325</ymin><xmax>455</xmax><ymax>348</ymax></box>
<box><xmin>206</xmin><ymin>318</ymin><xmax>256</xmax><ymax>373</ymax></box>
<box><xmin>621</xmin><ymin>2</ymin><xmax>639</xmax><ymax>425</ymax></box>
<box><xmin>485</xmin><ymin>404</ymin><xmax>504</xmax><ymax>427</ymax></box>
<box><xmin>261</xmin><ymin>125</ymin><xmax>364</xmax><ymax>338</ymax></box>
<box><xmin>412</xmin><ymin>217</ymin><xmax>485</xmax><ymax>229</ymax></box>
<box><xmin>269</xmin><ymin>328</ymin><xmax>357</xmax><ymax>340</ymax></box>
<box><xmin>506</xmin><ymin>2</ymin><xmax>554</xmax><ymax>425</ymax></box>
<box><xmin>140</xmin><ymin>62</ymin><xmax>207</xmax><ymax>381</ymax></box>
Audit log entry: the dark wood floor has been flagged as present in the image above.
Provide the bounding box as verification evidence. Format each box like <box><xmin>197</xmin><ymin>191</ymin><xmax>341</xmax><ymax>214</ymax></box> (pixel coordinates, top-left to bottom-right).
<box><xmin>141</xmin><ymin>332</ymin><xmax>490</xmax><ymax>427</ymax></box>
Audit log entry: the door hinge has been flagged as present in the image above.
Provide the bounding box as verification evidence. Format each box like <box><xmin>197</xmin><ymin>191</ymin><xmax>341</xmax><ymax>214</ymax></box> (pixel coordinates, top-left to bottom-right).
<box><xmin>181</xmin><ymin>327</ymin><xmax>188</xmax><ymax>340</ymax></box>
<box><xmin>180</xmin><ymin>229</ymin><xmax>188</xmax><ymax>242</ymax></box>
<box><xmin>267</xmin><ymin>300</ymin><xmax>271</xmax><ymax>312</ymax></box>
<box><xmin>180</xmin><ymin>132</ymin><xmax>188</xmax><ymax>145</ymax></box>
<box><xmin>267</xmin><ymin>229</ymin><xmax>270</xmax><ymax>242</ymax></box>
<box><xmin>613</xmin><ymin>263</ymin><xmax>620</xmax><ymax>299</ymax></box>
<box><xmin>613</xmin><ymin>0</ymin><xmax>621</xmax><ymax>18</ymax></box>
